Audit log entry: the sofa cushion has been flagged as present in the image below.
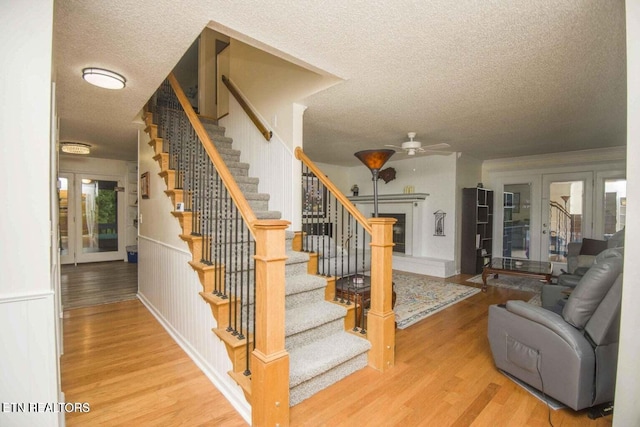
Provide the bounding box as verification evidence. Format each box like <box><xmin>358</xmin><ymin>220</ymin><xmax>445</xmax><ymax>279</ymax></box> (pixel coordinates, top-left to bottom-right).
<box><xmin>562</xmin><ymin>250</ymin><xmax>623</xmax><ymax>329</ymax></box>
<box><xmin>579</xmin><ymin>238</ymin><xmax>608</xmax><ymax>255</ymax></box>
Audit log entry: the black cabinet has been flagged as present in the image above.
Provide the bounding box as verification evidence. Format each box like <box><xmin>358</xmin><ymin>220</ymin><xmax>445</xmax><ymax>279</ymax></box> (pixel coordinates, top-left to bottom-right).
<box><xmin>461</xmin><ymin>187</ymin><xmax>494</xmax><ymax>274</ymax></box>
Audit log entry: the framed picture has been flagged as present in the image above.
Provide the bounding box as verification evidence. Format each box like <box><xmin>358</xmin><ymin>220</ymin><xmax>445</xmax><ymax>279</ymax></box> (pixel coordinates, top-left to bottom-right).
<box><xmin>513</xmin><ymin>192</ymin><xmax>520</xmax><ymax>213</ymax></box>
<box><xmin>140</xmin><ymin>172</ymin><xmax>150</xmax><ymax>199</ymax></box>
<box><xmin>302</xmin><ymin>173</ymin><xmax>326</xmax><ymax>217</ymax></box>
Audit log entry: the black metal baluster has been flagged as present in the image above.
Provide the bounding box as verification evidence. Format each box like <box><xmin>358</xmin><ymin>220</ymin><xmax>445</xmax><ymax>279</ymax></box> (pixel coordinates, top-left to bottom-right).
<box><xmin>237</xmin><ymin>211</ymin><xmax>245</xmax><ymax>341</ymax></box>
<box><xmin>225</xmin><ymin>187</ymin><xmax>234</xmax><ymax>334</ymax></box>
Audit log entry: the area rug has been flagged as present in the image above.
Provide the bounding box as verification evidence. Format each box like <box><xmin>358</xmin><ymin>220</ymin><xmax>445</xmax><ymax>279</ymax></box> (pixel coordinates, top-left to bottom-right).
<box><xmin>466</xmin><ymin>274</ymin><xmax>543</xmax><ymax>306</ymax></box>
<box><xmin>393</xmin><ymin>271</ymin><xmax>481</xmax><ymax>329</ymax></box>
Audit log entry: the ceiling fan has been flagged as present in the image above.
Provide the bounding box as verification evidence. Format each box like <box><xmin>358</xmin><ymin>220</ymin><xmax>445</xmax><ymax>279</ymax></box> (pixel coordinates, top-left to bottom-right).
<box><xmin>385</xmin><ymin>132</ymin><xmax>451</xmax><ymax>156</ymax></box>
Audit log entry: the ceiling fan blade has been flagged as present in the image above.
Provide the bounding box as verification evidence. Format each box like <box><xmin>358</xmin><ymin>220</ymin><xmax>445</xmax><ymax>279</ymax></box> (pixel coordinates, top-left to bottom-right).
<box><xmin>421</xmin><ymin>142</ymin><xmax>451</xmax><ymax>150</ymax></box>
<box><xmin>384</xmin><ymin>144</ymin><xmax>402</xmax><ymax>149</ymax></box>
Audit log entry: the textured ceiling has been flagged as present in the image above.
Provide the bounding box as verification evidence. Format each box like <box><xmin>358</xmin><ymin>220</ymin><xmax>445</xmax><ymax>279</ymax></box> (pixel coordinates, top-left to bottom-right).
<box><xmin>54</xmin><ymin>0</ymin><xmax>626</xmax><ymax>166</ymax></box>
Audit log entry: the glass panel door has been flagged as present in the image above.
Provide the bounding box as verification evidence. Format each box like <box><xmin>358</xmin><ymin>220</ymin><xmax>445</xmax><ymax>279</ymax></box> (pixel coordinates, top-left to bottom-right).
<box><xmin>603</xmin><ymin>178</ymin><xmax>626</xmax><ymax>237</ymax></box>
<box><xmin>541</xmin><ymin>172</ymin><xmax>593</xmax><ymax>265</ymax></box>
<box><xmin>58</xmin><ymin>173</ymin><xmax>75</xmax><ymax>264</ymax></box>
<box><xmin>76</xmin><ymin>177</ymin><xmax>122</xmax><ymax>262</ymax></box>
<box><xmin>59</xmin><ymin>173</ymin><xmax>125</xmax><ymax>264</ymax></box>
<box><xmin>80</xmin><ymin>178</ymin><xmax>118</xmax><ymax>254</ymax></box>
<box><xmin>503</xmin><ymin>184</ymin><xmax>531</xmax><ymax>259</ymax></box>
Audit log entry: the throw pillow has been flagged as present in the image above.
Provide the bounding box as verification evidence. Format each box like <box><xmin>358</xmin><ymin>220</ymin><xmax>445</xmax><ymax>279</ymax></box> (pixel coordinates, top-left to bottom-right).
<box><xmin>579</xmin><ymin>238</ymin><xmax>608</xmax><ymax>256</ymax></box>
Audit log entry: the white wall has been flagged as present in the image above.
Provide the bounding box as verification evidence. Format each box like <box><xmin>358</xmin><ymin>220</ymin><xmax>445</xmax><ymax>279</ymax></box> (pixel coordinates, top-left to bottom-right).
<box><xmin>137</xmin><ymin>131</ymin><xmax>186</xmax><ymax>249</ymax></box>
<box><xmin>614</xmin><ymin>2</ymin><xmax>640</xmax><ymax>424</ymax></box>
<box><xmin>339</xmin><ymin>153</ymin><xmax>459</xmax><ymax>261</ymax></box>
<box><xmin>0</xmin><ymin>1</ymin><xmax>60</xmax><ymax>426</ymax></box>
<box><xmin>228</xmin><ymin>39</ymin><xmax>340</xmax><ymax>151</ymax></box>
<box><xmin>220</xmin><ymin>96</ymin><xmax>296</xmax><ymax>224</ymax></box>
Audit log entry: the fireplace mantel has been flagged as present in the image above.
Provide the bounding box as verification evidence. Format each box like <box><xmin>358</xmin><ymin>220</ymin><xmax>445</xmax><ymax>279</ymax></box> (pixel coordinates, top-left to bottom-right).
<box><xmin>347</xmin><ymin>193</ymin><xmax>429</xmax><ymax>203</ymax></box>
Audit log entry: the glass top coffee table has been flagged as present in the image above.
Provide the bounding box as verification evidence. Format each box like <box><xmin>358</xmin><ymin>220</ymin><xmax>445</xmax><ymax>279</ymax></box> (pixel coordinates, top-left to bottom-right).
<box><xmin>481</xmin><ymin>257</ymin><xmax>552</xmax><ymax>292</ymax></box>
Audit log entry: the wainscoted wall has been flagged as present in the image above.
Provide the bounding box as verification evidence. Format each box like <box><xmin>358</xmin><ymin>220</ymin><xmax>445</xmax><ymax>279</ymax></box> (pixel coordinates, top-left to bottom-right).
<box><xmin>220</xmin><ymin>96</ymin><xmax>295</xmax><ymax>223</ymax></box>
<box><xmin>0</xmin><ymin>293</ymin><xmax>59</xmax><ymax>427</ymax></box>
<box><xmin>137</xmin><ymin>237</ymin><xmax>251</xmax><ymax>423</ymax></box>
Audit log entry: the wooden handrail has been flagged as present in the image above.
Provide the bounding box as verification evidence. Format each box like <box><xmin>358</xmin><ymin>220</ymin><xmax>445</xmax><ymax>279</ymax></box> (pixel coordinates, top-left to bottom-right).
<box><xmin>167</xmin><ymin>73</ymin><xmax>259</xmax><ymax>235</ymax></box>
<box><xmin>295</xmin><ymin>147</ymin><xmax>372</xmax><ymax>235</ymax></box>
<box><xmin>221</xmin><ymin>75</ymin><xmax>273</xmax><ymax>142</ymax></box>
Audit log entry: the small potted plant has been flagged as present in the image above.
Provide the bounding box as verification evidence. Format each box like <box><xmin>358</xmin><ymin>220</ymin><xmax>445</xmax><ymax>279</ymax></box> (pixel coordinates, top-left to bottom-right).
<box><xmin>351</xmin><ymin>184</ymin><xmax>359</xmax><ymax>196</ymax></box>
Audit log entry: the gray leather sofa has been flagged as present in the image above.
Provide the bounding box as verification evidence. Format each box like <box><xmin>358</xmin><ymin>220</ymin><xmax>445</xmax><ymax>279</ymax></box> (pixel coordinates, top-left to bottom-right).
<box><xmin>487</xmin><ymin>248</ymin><xmax>623</xmax><ymax>411</ymax></box>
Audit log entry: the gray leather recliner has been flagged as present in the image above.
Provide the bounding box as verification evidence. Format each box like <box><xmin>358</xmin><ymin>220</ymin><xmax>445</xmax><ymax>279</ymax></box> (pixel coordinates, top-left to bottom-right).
<box><xmin>487</xmin><ymin>248</ymin><xmax>623</xmax><ymax>411</ymax></box>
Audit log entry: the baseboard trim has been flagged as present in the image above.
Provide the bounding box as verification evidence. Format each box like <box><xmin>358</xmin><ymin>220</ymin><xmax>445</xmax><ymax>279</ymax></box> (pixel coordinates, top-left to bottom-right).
<box><xmin>136</xmin><ymin>292</ymin><xmax>251</xmax><ymax>424</ymax></box>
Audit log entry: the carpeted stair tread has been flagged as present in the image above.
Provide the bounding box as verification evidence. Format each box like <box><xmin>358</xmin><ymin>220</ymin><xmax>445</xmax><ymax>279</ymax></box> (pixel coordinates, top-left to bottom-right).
<box><xmin>209</xmin><ymin>135</ymin><xmax>234</xmax><ymax>145</ymax></box>
<box><xmin>285</xmin><ymin>301</ymin><xmax>345</xmax><ymax>337</ymax></box>
<box><xmin>285</xmin><ymin>250</ymin><xmax>310</xmax><ymax>265</ymax></box>
<box><xmin>254</xmin><ymin>210</ymin><xmax>282</xmax><ymax>220</ymax></box>
<box><xmin>225</xmin><ymin>161</ymin><xmax>250</xmax><ymax>170</ymax></box>
<box><xmin>233</xmin><ymin>176</ymin><xmax>259</xmax><ymax>185</ymax></box>
<box><xmin>243</xmin><ymin>192</ymin><xmax>270</xmax><ymax>201</ymax></box>
<box><xmin>288</xmin><ymin>331</ymin><xmax>371</xmax><ymax>388</ymax></box>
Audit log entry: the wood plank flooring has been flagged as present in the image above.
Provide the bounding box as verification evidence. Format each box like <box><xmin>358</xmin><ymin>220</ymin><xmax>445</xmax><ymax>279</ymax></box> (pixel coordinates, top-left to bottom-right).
<box><xmin>61</xmin><ymin>261</ymin><xmax>138</xmax><ymax>310</ymax></box>
<box><xmin>60</xmin><ymin>271</ymin><xmax>613</xmax><ymax>426</ymax></box>
<box><xmin>61</xmin><ymin>300</ymin><xmax>247</xmax><ymax>426</ymax></box>
<box><xmin>290</xmin><ymin>275</ymin><xmax>613</xmax><ymax>427</ymax></box>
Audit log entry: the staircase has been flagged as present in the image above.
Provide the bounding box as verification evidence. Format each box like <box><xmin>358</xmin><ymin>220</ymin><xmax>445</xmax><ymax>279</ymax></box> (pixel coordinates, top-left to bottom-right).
<box><xmin>144</xmin><ymin>79</ymin><xmax>371</xmax><ymax>412</ymax></box>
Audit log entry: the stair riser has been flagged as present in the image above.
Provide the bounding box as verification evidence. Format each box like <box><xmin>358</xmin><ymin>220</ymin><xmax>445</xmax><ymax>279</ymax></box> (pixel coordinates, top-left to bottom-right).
<box><xmin>285</xmin><ymin>319</ymin><xmax>344</xmax><ymax>351</ymax></box>
<box><xmin>285</xmin><ymin>288</ymin><xmax>326</xmax><ymax>310</ymax></box>
<box><xmin>284</xmin><ymin>261</ymin><xmax>310</xmax><ymax>277</ymax></box>
<box><xmin>202</xmin><ymin>123</ymin><xmax>226</xmax><ymax>136</ymax></box>
<box><xmin>228</xmin><ymin>166</ymin><xmax>249</xmax><ymax>177</ymax></box>
<box><xmin>238</xmin><ymin>183</ymin><xmax>259</xmax><ymax>194</ymax></box>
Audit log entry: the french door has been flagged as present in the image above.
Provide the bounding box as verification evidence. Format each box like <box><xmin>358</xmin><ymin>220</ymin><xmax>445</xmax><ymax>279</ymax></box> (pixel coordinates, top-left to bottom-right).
<box><xmin>540</xmin><ymin>172</ymin><xmax>593</xmax><ymax>264</ymax></box>
<box><xmin>58</xmin><ymin>173</ymin><xmax>125</xmax><ymax>264</ymax></box>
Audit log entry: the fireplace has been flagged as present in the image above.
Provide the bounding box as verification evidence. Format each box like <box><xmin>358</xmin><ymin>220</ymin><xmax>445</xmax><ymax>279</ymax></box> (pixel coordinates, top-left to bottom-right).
<box><xmin>374</xmin><ymin>213</ymin><xmax>406</xmax><ymax>253</ymax></box>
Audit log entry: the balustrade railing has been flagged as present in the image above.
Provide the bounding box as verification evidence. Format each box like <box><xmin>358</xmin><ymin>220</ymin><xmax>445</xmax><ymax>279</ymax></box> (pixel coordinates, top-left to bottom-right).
<box><xmin>549</xmin><ymin>200</ymin><xmax>572</xmax><ymax>260</ymax></box>
<box><xmin>295</xmin><ymin>147</ymin><xmax>396</xmax><ymax>371</ymax></box>
<box><xmin>149</xmin><ymin>79</ymin><xmax>258</xmax><ymax>375</ymax></box>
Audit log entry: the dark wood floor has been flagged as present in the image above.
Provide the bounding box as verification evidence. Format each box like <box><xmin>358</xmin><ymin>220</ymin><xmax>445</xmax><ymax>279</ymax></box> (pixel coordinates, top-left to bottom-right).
<box><xmin>61</xmin><ymin>261</ymin><xmax>138</xmax><ymax>310</ymax></box>
<box><xmin>60</xmin><ymin>270</ymin><xmax>613</xmax><ymax>426</ymax></box>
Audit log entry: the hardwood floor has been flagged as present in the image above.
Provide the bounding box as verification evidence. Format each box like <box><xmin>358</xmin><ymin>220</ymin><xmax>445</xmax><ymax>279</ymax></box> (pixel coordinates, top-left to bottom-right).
<box><xmin>61</xmin><ymin>261</ymin><xmax>138</xmax><ymax>310</ymax></box>
<box><xmin>60</xmin><ymin>272</ymin><xmax>613</xmax><ymax>426</ymax></box>
<box><xmin>61</xmin><ymin>300</ymin><xmax>247</xmax><ymax>426</ymax></box>
<box><xmin>290</xmin><ymin>274</ymin><xmax>613</xmax><ymax>427</ymax></box>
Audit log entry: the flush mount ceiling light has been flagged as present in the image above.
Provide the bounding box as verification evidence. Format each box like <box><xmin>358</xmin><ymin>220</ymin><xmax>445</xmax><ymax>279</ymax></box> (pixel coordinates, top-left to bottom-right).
<box><xmin>61</xmin><ymin>142</ymin><xmax>91</xmax><ymax>155</ymax></box>
<box><xmin>82</xmin><ymin>67</ymin><xmax>126</xmax><ymax>89</ymax></box>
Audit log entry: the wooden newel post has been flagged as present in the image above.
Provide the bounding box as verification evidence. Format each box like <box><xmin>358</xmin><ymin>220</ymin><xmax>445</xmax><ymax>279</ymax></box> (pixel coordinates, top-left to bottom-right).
<box><xmin>367</xmin><ymin>217</ymin><xmax>396</xmax><ymax>372</ymax></box>
<box><xmin>251</xmin><ymin>219</ymin><xmax>291</xmax><ymax>427</ymax></box>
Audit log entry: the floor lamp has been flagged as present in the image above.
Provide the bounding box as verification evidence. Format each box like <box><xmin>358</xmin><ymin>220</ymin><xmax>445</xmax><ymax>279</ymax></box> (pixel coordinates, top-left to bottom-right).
<box><xmin>354</xmin><ymin>149</ymin><xmax>395</xmax><ymax>217</ymax></box>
